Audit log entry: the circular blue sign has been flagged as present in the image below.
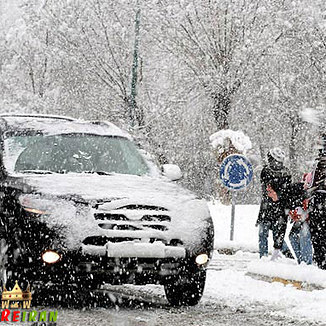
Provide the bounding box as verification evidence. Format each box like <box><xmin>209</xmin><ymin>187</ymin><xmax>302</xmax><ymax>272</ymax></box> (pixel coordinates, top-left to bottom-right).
<box><xmin>219</xmin><ymin>154</ymin><xmax>253</xmax><ymax>190</ymax></box>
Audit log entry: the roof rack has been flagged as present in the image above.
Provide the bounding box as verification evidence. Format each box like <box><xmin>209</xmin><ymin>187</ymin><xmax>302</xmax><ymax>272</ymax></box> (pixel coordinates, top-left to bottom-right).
<box><xmin>0</xmin><ymin>113</ymin><xmax>75</xmax><ymax>121</ymax></box>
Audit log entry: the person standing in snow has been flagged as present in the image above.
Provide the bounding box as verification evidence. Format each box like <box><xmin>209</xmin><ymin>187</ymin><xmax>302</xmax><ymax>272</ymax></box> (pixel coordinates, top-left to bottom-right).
<box><xmin>256</xmin><ymin>147</ymin><xmax>292</xmax><ymax>260</ymax></box>
<box><xmin>286</xmin><ymin>179</ymin><xmax>313</xmax><ymax>265</ymax></box>
<box><xmin>306</xmin><ymin>134</ymin><xmax>326</xmax><ymax>269</ymax></box>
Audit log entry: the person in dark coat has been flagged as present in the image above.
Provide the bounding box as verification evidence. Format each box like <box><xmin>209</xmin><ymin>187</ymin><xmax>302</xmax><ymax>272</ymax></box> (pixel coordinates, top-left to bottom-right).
<box><xmin>306</xmin><ymin>134</ymin><xmax>326</xmax><ymax>269</ymax></box>
<box><xmin>286</xmin><ymin>180</ymin><xmax>312</xmax><ymax>265</ymax></box>
<box><xmin>256</xmin><ymin>147</ymin><xmax>292</xmax><ymax>259</ymax></box>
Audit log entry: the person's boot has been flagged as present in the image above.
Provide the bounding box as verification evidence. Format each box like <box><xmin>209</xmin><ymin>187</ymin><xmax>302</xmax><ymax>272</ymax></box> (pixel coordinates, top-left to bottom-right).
<box><xmin>271</xmin><ymin>249</ymin><xmax>283</xmax><ymax>261</ymax></box>
<box><xmin>281</xmin><ymin>249</ymin><xmax>295</xmax><ymax>259</ymax></box>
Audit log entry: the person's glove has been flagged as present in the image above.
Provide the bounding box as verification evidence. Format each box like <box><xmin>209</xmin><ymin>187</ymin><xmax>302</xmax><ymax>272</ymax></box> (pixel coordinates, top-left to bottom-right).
<box><xmin>267</xmin><ymin>185</ymin><xmax>278</xmax><ymax>202</ymax></box>
<box><xmin>289</xmin><ymin>207</ymin><xmax>307</xmax><ymax>222</ymax></box>
<box><xmin>289</xmin><ymin>209</ymin><xmax>300</xmax><ymax>222</ymax></box>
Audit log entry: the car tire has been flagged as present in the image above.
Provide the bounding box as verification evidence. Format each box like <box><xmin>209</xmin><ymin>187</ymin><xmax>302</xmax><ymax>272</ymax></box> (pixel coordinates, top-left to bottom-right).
<box><xmin>164</xmin><ymin>267</ymin><xmax>206</xmax><ymax>306</ymax></box>
<box><xmin>0</xmin><ymin>238</ymin><xmax>9</xmax><ymax>284</ymax></box>
<box><xmin>0</xmin><ymin>236</ymin><xmax>28</xmax><ymax>290</ymax></box>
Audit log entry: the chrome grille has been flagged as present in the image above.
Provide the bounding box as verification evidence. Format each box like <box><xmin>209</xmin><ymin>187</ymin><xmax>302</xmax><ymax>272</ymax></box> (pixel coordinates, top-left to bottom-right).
<box><xmin>117</xmin><ymin>204</ymin><xmax>168</xmax><ymax>211</ymax></box>
<box><xmin>141</xmin><ymin>215</ymin><xmax>171</xmax><ymax>222</ymax></box>
<box><xmin>94</xmin><ymin>213</ymin><xmax>127</xmax><ymax>221</ymax></box>
<box><xmin>142</xmin><ymin>225</ymin><xmax>168</xmax><ymax>231</ymax></box>
<box><xmin>98</xmin><ymin>223</ymin><xmax>142</xmax><ymax>231</ymax></box>
<box><xmin>83</xmin><ymin>236</ymin><xmax>141</xmax><ymax>246</ymax></box>
<box><xmin>93</xmin><ymin>204</ymin><xmax>171</xmax><ymax>232</ymax></box>
<box><xmin>82</xmin><ymin>236</ymin><xmax>182</xmax><ymax>246</ymax></box>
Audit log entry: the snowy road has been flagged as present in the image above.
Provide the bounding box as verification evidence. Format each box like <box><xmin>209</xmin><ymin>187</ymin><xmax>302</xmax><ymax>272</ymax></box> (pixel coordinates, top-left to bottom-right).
<box><xmin>57</xmin><ymin>303</ymin><xmax>318</xmax><ymax>326</ymax></box>
<box><xmin>46</xmin><ymin>252</ymin><xmax>322</xmax><ymax>326</ymax></box>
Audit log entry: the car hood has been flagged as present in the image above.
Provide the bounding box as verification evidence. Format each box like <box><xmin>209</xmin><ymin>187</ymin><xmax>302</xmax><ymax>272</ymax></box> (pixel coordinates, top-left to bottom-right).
<box><xmin>18</xmin><ymin>173</ymin><xmax>197</xmax><ymax>207</ymax></box>
<box><xmin>14</xmin><ymin>173</ymin><xmax>211</xmax><ymax>252</ymax></box>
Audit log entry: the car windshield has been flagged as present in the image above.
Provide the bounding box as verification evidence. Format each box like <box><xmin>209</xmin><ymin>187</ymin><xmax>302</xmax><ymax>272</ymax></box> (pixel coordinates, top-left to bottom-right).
<box><xmin>3</xmin><ymin>133</ymin><xmax>149</xmax><ymax>176</ymax></box>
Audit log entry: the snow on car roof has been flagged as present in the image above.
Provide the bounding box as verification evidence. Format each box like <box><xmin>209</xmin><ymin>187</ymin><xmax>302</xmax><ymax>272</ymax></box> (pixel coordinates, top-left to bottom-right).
<box><xmin>0</xmin><ymin>114</ymin><xmax>131</xmax><ymax>139</ymax></box>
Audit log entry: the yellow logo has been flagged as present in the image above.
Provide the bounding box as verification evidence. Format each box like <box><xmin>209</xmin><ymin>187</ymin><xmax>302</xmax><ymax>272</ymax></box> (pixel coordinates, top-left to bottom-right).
<box><xmin>1</xmin><ymin>281</ymin><xmax>32</xmax><ymax>309</ymax></box>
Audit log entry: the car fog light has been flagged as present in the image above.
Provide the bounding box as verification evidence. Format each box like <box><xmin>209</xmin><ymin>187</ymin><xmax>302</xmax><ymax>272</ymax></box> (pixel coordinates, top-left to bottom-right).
<box><xmin>42</xmin><ymin>250</ymin><xmax>61</xmax><ymax>264</ymax></box>
<box><xmin>195</xmin><ymin>253</ymin><xmax>209</xmax><ymax>265</ymax></box>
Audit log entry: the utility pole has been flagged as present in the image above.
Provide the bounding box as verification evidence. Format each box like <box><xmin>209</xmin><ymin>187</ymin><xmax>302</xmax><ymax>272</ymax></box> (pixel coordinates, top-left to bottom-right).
<box><xmin>129</xmin><ymin>5</ymin><xmax>141</xmax><ymax>127</ymax></box>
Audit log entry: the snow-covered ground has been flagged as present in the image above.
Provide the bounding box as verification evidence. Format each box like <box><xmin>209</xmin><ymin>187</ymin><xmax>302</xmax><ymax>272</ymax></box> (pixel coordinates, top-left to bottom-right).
<box><xmin>210</xmin><ymin>202</ymin><xmax>262</xmax><ymax>252</ymax></box>
<box><xmin>208</xmin><ymin>202</ymin><xmax>326</xmax><ymax>324</ymax></box>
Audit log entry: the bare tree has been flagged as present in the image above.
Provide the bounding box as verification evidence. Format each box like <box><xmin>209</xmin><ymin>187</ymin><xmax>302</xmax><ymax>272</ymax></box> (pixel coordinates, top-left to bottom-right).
<box><xmin>150</xmin><ymin>0</ymin><xmax>284</xmax><ymax>129</ymax></box>
<box><xmin>43</xmin><ymin>0</ymin><xmax>143</xmax><ymax>124</ymax></box>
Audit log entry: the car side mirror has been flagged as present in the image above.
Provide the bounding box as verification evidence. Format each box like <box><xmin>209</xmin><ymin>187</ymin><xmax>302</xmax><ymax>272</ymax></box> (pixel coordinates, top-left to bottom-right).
<box><xmin>162</xmin><ymin>164</ymin><xmax>182</xmax><ymax>181</ymax></box>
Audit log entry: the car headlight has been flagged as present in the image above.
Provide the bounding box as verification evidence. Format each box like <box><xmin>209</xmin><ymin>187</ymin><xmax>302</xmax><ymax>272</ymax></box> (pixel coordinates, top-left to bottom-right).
<box><xmin>41</xmin><ymin>250</ymin><xmax>61</xmax><ymax>264</ymax></box>
<box><xmin>195</xmin><ymin>253</ymin><xmax>209</xmax><ymax>265</ymax></box>
<box><xmin>23</xmin><ymin>207</ymin><xmax>48</xmax><ymax>215</ymax></box>
<box><xmin>19</xmin><ymin>195</ymin><xmax>54</xmax><ymax>216</ymax></box>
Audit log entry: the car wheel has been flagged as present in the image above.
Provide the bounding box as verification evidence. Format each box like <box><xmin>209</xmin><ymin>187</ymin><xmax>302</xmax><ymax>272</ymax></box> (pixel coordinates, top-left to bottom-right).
<box><xmin>164</xmin><ymin>267</ymin><xmax>206</xmax><ymax>306</ymax></box>
<box><xmin>0</xmin><ymin>237</ymin><xmax>27</xmax><ymax>290</ymax></box>
<box><xmin>0</xmin><ymin>238</ymin><xmax>9</xmax><ymax>283</ymax></box>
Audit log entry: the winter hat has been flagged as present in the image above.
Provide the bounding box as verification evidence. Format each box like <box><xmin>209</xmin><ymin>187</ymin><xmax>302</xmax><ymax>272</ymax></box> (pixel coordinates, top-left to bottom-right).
<box><xmin>268</xmin><ymin>147</ymin><xmax>285</xmax><ymax>163</ymax></box>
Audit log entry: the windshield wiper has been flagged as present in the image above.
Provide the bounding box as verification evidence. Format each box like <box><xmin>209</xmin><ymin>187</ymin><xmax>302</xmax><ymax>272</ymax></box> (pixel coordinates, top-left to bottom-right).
<box><xmin>18</xmin><ymin>170</ymin><xmax>54</xmax><ymax>174</ymax></box>
<box><xmin>83</xmin><ymin>171</ymin><xmax>112</xmax><ymax>176</ymax></box>
<box><xmin>19</xmin><ymin>170</ymin><xmax>113</xmax><ymax>175</ymax></box>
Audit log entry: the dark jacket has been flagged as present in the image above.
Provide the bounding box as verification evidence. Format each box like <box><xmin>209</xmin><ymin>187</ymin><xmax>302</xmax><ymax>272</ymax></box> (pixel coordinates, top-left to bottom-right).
<box><xmin>285</xmin><ymin>182</ymin><xmax>307</xmax><ymax>211</ymax></box>
<box><xmin>310</xmin><ymin>152</ymin><xmax>326</xmax><ymax>192</ymax></box>
<box><xmin>257</xmin><ymin>161</ymin><xmax>292</xmax><ymax>224</ymax></box>
<box><xmin>308</xmin><ymin>151</ymin><xmax>326</xmax><ymax>269</ymax></box>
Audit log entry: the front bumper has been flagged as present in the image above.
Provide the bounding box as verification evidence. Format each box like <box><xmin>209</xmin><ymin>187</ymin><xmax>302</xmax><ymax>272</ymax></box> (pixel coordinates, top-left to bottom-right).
<box><xmin>19</xmin><ymin>217</ymin><xmax>213</xmax><ymax>287</ymax></box>
<box><xmin>81</xmin><ymin>241</ymin><xmax>186</xmax><ymax>259</ymax></box>
<box><xmin>33</xmin><ymin>243</ymin><xmax>208</xmax><ymax>286</ymax></box>
<box><xmin>35</xmin><ymin>252</ymin><xmax>196</xmax><ymax>286</ymax></box>
<box><xmin>76</xmin><ymin>255</ymin><xmax>184</xmax><ymax>285</ymax></box>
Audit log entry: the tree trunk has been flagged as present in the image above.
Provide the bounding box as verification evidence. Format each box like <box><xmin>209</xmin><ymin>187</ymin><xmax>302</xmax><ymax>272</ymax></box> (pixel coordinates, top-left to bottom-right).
<box><xmin>212</xmin><ymin>90</ymin><xmax>231</xmax><ymax>129</ymax></box>
<box><xmin>289</xmin><ymin>119</ymin><xmax>299</xmax><ymax>180</ymax></box>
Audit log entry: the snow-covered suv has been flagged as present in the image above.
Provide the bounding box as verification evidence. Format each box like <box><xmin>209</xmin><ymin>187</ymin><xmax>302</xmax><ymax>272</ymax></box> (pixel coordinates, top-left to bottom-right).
<box><xmin>0</xmin><ymin>114</ymin><xmax>214</xmax><ymax>306</ymax></box>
